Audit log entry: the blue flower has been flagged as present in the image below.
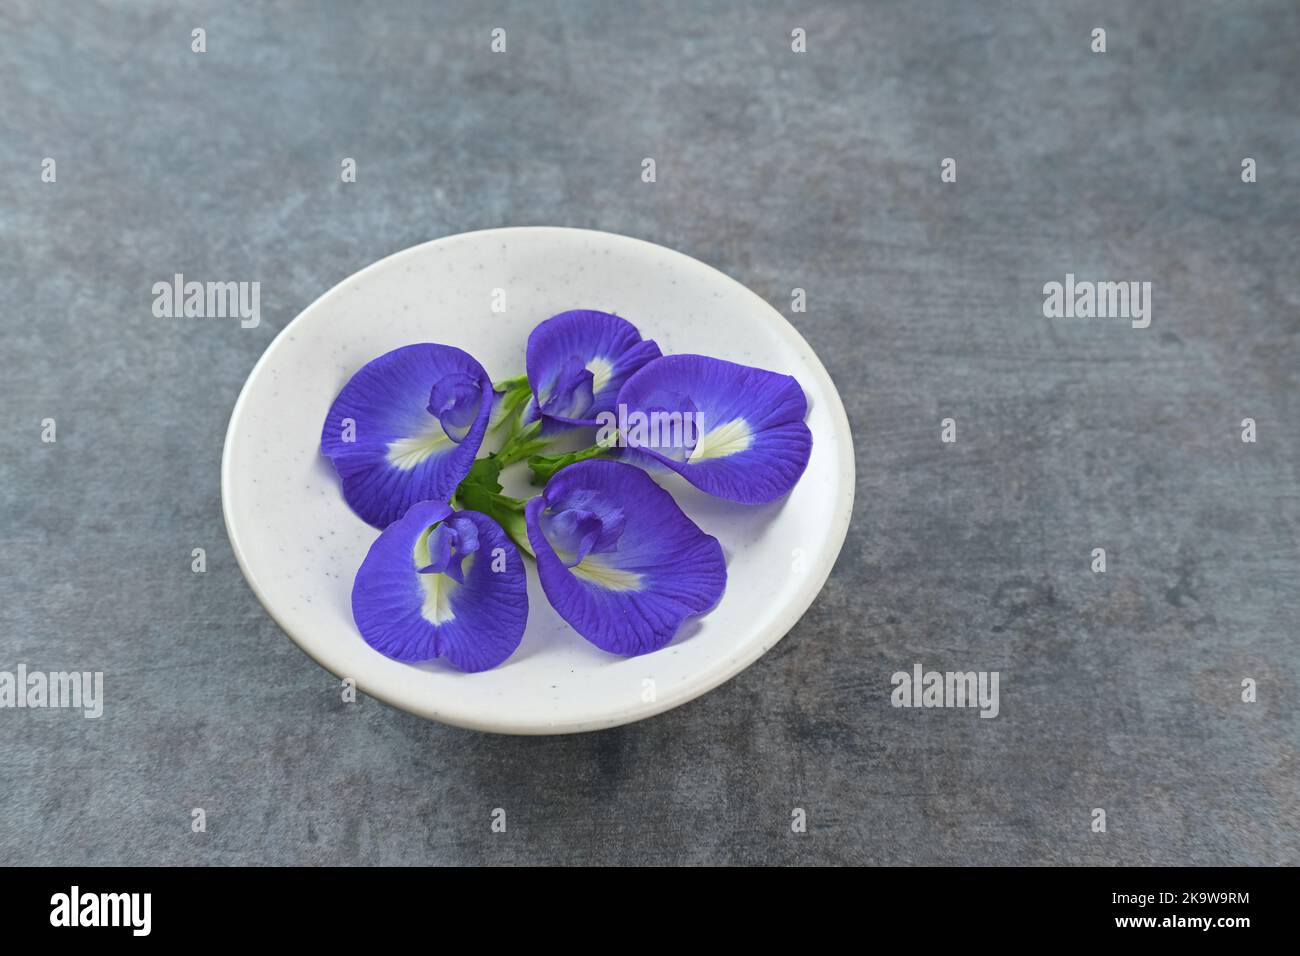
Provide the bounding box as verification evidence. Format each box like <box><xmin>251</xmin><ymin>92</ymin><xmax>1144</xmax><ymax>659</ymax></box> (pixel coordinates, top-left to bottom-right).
<box><xmin>321</xmin><ymin>344</ymin><xmax>495</xmax><ymax>528</ymax></box>
<box><xmin>352</xmin><ymin>500</ymin><xmax>528</xmax><ymax>671</ymax></box>
<box><xmin>613</xmin><ymin>354</ymin><xmax>812</xmax><ymax>504</ymax></box>
<box><xmin>525</xmin><ymin>460</ymin><xmax>726</xmax><ymax>655</ymax></box>
<box><xmin>523</xmin><ymin>310</ymin><xmax>661</xmax><ymax>431</ymax></box>
<box><xmin>324</xmin><ymin>316</ymin><xmax>816</xmax><ymax>675</ymax></box>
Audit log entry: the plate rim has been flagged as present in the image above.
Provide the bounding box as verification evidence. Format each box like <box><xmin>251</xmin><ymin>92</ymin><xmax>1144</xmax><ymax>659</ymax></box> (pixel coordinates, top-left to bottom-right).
<box><xmin>221</xmin><ymin>226</ymin><xmax>856</xmax><ymax>734</ymax></box>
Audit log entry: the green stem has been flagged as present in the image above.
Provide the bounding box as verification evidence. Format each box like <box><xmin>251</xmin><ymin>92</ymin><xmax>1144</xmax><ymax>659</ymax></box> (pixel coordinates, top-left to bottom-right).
<box><xmin>486</xmin><ymin>374</ymin><xmax>559</xmax><ymax>467</ymax></box>
<box><xmin>495</xmin><ymin>421</ymin><xmax>552</xmax><ymax>467</ymax></box>
<box><xmin>451</xmin><ymin>456</ymin><xmax>535</xmax><ymax>556</ymax></box>
<box><xmin>450</xmin><ymin>376</ymin><xmax>615</xmax><ymax>550</ymax></box>
<box><xmin>526</xmin><ymin>441</ymin><xmax>615</xmax><ymax>485</ymax></box>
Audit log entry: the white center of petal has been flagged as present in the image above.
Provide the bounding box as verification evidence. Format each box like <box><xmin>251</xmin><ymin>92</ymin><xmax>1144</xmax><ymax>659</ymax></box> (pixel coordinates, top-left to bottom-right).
<box><xmin>571</xmin><ymin>554</ymin><xmax>642</xmax><ymax>592</ymax></box>
<box><xmin>586</xmin><ymin>356</ymin><xmax>614</xmax><ymax>395</ymax></box>
<box><xmin>419</xmin><ymin>572</ymin><xmax>457</xmax><ymax>624</ymax></box>
<box><xmin>412</xmin><ymin>524</ymin><xmax>460</xmax><ymax>625</ymax></box>
<box><xmin>386</xmin><ymin>419</ymin><xmax>453</xmax><ymax>471</ymax></box>
<box><xmin>687</xmin><ymin>417</ymin><xmax>752</xmax><ymax>463</ymax></box>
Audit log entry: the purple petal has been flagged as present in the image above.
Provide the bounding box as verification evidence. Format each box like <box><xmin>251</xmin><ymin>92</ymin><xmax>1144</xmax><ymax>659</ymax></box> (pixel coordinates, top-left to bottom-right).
<box><xmin>615</xmin><ymin>355</ymin><xmax>812</xmax><ymax>504</ymax></box>
<box><xmin>539</xmin><ymin>492</ymin><xmax>626</xmax><ymax>568</ymax></box>
<box><xmin>417</xmin><ymin>515</ymin><xmax>480</xmax><ymax>583</ymax></box>
<box><xmin>525</xmin><ymin>310</ymin><xmax>662</xmax><ymax>429</ymax></box>
<box><xmin>526</xmin><ymin>460</ymin><xmax>725</xmax><ymax>656</ymax></box>
<box><xmin>352</xmin><ymin>501</ymin><xmax>528</xmax><ymax>672</ymax></box>
<box><xmin>417</xmin><ymin>521</ymin><xmax>457</xmax><ymax>575</ymax></box>
<box><xmin>428</xmin><ymin>371</ymin><xmax>485</xmax><ymax>443</ymax></box>
<box><xmin>321</xmin><ymin>345</ymin><xmax>494</xmax><ymax>528</ymax></box>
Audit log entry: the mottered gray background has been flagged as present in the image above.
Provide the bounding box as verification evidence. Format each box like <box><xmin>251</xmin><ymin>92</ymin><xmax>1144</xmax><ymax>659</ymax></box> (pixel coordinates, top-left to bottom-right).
<box><xmin>1</xmin><ymin>0</ymin><xmax>1297</xmax><ymax>865</ymax></box>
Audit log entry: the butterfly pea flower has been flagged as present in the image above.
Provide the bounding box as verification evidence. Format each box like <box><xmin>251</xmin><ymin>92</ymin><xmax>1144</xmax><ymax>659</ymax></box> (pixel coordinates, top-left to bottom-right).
<box><xmin>352</xmin><ymin>500</ymin><xmax>527</xmax><ymax>671</ymax></box>
<box><xmin>321</xmin><ymin>344</ymin><xmax>495</xmax><ymax>528</ymax></box>
<box><xmin>613</xmin><ymin>355</ymin><xmax>812</xmax><ymax>504</ymax></box>
<box><xmin>525</xmin><ymin>459</ymin><xmax>725</xmax><ymax>656</ymax></box>
<box><xmin>523</xmin><ymin>310</ymin><xmax>662</xmax><ymax>431</ymax></box>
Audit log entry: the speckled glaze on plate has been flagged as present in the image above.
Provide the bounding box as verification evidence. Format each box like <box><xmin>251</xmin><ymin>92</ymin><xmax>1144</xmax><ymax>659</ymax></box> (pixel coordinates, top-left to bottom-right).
<box><xmin>221</xmin><ymin>228</ymin><xmax>854</xmax><ymax>734</ymax></box>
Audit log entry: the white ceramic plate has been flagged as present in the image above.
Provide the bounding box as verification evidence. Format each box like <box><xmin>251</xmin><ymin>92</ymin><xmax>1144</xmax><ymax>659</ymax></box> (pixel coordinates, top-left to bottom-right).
<box><xmin>222</xmin><ymin>227</ymin><xmax>854</xmax><ymax>734</ymax></box>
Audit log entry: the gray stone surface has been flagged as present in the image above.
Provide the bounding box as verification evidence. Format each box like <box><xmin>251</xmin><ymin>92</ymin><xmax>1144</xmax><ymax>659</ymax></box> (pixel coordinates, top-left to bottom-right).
<box><xmin>1</xmin><ymin>0</ymin><xmax>1297</xmax><ymax>865</ymax></box>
